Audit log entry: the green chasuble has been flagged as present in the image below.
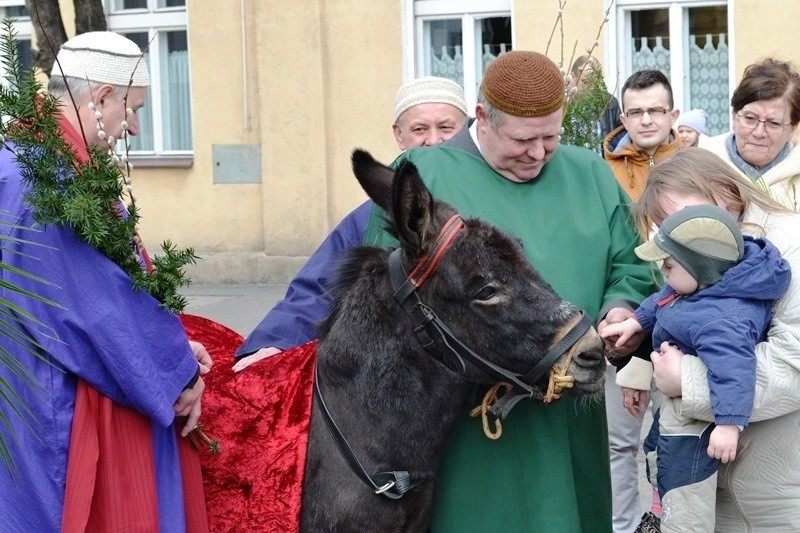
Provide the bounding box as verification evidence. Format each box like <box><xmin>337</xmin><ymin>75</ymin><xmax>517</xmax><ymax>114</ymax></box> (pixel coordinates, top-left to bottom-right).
<box><xmin>364</xmin><ymin>142</ymin><xmax>657</xmax><ymax>532</ymax></box>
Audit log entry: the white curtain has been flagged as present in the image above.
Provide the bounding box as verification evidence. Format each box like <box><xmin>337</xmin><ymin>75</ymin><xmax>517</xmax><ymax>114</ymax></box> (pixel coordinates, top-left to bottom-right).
<box><xmin>430</xmin><ymin>45</ymin><xmax>464</xmax><ymax>86</ymax></box>
<box><xmin>130</xmin><ymin>85</ymin><xmax>154</xmax><ymax>151</ymax></box>
<box><xmin>631</xmin><ymin>36</ymin><xmax>671</xmax><ymax>79</ymax></box>
<box><xmin>161</xmin><ymin>49</ymin><xmax>192</xmax><ymax>151</ymax></box>
<box><xmin>688</xmin><ymin>34</ymin><xmax>729</xmax><ymax>136</ymax></box>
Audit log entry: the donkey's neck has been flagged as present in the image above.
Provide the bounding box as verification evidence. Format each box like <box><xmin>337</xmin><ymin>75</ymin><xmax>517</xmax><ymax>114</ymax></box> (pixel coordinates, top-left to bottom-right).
<box><xmin>316</xmin><ymin>337</ymin><xmax>473</xmax><ymax>477</ymax></box>
<box><xmin>316</xmin><ymin>251</ymin><xmax>483</xmax><ymax>476</ymax></box>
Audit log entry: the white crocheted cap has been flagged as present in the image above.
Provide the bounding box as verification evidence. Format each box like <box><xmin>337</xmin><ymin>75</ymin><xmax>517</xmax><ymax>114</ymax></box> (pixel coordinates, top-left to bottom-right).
<box><xmin>393</xmin><ymin>77</ymin><xmax>467</xmax><ymax>124</ymax></box>
<box><xmin>52</xmin><ymin>32</ymin><xmax>150</xmax><ymax>87</ymax></box>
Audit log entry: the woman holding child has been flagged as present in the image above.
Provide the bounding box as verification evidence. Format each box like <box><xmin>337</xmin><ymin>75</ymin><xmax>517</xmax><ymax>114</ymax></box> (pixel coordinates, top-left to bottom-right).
<box><xmin>632</xmin><ymin>147</ymin><xmax>800</xmax><ymax>531</ymax></box>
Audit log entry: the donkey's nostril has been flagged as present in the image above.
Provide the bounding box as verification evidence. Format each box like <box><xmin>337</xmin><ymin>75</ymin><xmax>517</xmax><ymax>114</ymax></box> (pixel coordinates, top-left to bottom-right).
<box><xmin>577</xmin><ymin>348</ymin><xmax>604</xmax><ymax>364</ymax></box>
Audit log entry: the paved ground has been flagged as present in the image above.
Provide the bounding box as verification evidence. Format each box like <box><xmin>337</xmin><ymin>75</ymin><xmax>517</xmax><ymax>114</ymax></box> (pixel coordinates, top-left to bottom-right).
<box><xmin>181</xmin><ymin>282</ymin><xmax>654</xmax><ymax>520</ymax></box>
<box><xmin>180</xmin><ymin>283</ymin><xmax>287</xmax><ymax>336</ymax></box>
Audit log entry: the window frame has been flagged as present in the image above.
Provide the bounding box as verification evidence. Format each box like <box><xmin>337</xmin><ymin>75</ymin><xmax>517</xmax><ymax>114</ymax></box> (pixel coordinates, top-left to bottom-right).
<box><xmin>1</xmin><ymin>1</ymin><xmax>32</xmax><ymax>59</ymax></box>
<box><xmin>105</xmin><ymin>0</ymin><xmax>193</xmax><ymax>163</ymax></box>
<box><xmin>403</xmin><ymin>0</ymin><xmax>513</xmax><ymax>110</ymax></box>
<box><xmin>608</xmin><ymin>0</ymin><xmax>734</xmax><ymax>129</ymax></box>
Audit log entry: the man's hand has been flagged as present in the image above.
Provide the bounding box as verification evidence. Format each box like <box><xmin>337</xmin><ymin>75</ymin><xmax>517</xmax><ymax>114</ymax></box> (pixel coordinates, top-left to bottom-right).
<box><xmin>174</xmin><ymin>377</ymin><xmax>204</xmax><ymax>437</ymax></box>
<box><xmin>189</xmin><ymin>340</ymin><xmax>212</xmax><ymax>374</ymax></box>
<box><xmin>232</xmin><ymin>346</ymin><xmax>283</xmax><ymax>372</ymax></box>
<box><xmin>598</xmin><ymin>307</ymin><xmax>644</xmax><ymax>358</ymax></box>
<box><xmin>651</xmin><ymin>341</ymin><xmax>684</xmax><ymax>397</ymax></box>
<box><xmin>708</xmin><ymin>424</ymin><xmax>740</xmax><ymax>463</ymax></box>
<box><xmin>621</xmin><ymin>386</ymin><xmax>649</xmax><ymax>417</ymax></box>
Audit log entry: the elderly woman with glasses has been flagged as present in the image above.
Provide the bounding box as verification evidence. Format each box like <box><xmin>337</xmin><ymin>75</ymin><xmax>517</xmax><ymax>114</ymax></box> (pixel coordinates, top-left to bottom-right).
<box><xmin>700</xmin><ymin>58</ymin><xmax>800</xmax><ymax>211</ymax></box>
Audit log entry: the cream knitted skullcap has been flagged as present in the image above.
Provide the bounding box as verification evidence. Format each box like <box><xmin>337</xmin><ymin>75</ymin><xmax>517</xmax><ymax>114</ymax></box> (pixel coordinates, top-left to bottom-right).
<box><xmin>52</xmin><ymin>32</ymin><xmax>150</xmax><ymax>87</ymax></box>
<box><xmin>393</xmin><ymin>77</ymin><xmax>468</xmax><ymax>124</ymax></box>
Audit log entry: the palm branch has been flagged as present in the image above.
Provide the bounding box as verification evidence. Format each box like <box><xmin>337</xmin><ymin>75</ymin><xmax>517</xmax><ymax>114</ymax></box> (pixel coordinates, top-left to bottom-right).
<box><xmin>0</xmin><ymin>219</ymin><xmax>62</xmax><ymax>476</ymax></box>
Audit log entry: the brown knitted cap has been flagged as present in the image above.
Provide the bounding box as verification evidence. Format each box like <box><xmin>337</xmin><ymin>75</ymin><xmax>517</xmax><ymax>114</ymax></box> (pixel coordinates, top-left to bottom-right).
<box><xmin>481</xmin><ymin>51</ymin><xmax>565</xmax><ymax>117</ymax></box>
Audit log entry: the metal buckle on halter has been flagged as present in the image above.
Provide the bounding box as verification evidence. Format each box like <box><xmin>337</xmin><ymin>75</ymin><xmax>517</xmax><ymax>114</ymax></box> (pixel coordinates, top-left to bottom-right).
<box><xmin>374</xmin><ymin>480</ymin><xmax>396</xmax><ymax>495</ymax></box>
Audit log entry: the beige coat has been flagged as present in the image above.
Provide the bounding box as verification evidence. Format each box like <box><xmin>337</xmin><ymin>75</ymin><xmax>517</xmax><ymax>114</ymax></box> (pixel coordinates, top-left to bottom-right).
<box><xmin>701</xmin><ymin>133</ymin><xmax>800</xmax><ymax>211</ymax></box>
<box><xmin>679</xmin><ymin>204</ymin><xmax>800</xmax><ymax>531</ymax></box>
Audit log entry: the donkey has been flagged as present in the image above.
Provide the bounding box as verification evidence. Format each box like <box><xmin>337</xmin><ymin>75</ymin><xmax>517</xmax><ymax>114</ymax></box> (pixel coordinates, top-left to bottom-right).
<box><xmin>300</xmin><ymin>150</ymin><xmax>606</xmax><ymax>531</ymax></box>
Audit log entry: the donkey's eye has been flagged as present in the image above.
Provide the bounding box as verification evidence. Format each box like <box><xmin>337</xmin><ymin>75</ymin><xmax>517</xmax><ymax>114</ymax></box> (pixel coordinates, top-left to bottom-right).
<box><xmin>473</xmin><ymin>285</ymin><xmax>497</xmax><ymax>301</ymax></box>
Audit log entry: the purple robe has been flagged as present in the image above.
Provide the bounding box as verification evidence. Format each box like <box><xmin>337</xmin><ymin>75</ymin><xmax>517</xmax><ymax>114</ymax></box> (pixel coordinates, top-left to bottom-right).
<box><xmin>0</xmin><ymin>144</ymin><xmax>199</xmax><ymax>531</ymax></box>
<box><xmin>236</xmin><ymin>200</ymin><xmax>372</xmax><ymax>356</ymax></box>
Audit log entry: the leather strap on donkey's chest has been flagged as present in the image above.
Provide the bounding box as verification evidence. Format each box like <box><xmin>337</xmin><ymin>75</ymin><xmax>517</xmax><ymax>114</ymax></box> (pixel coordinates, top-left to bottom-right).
<box><xmin>313</xmin><ymin>366</ymin><xmax>421</xmax><ymax>500</ymax></box>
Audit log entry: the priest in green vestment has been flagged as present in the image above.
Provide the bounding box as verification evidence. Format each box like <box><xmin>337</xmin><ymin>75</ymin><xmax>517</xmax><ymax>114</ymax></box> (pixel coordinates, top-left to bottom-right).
<box><xmin>364</xmin><ymin>51</ymin><xmax>658</xmax><ymax>532</ymax></box>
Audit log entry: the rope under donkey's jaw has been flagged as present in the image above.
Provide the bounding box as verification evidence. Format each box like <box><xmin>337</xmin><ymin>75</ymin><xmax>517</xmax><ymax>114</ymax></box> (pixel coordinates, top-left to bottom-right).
<box><xmin>542</xmin><ymin>365</ymin><xmax>575</xmax><ymax>404</ymax></box>
<box><xmin>542</xmin><ymin>342</ymin><xmax>578</xmax><ymax>404</ymax></box>
<box><xmin>469</xmin><ymin>348</ymin><xmax>577</xmax><ymax>440</ymax></box>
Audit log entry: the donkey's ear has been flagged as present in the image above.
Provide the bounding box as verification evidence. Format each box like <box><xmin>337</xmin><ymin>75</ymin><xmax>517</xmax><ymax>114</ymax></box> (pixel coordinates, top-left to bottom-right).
<box><xmin>351</xmin><ymin>149</ymin><xmax>393</xmax><ymax>210</ymax></box>
<box><xmin>391</xmin><ymin>160</ymin><xmax>436</xmax><ymax>256</ymax></box>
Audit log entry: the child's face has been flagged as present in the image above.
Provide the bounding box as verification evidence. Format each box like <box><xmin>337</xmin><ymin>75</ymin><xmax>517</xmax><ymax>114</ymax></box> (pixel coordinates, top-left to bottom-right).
<box><xmin>660</xmin><ymin>257</ymin><xmax>699</xmax><ymax>294</ymax></box>
<box><xmin>677</xmin><ymin>126</ymin><xmax>700</xmax><ymax>148</ymax></box>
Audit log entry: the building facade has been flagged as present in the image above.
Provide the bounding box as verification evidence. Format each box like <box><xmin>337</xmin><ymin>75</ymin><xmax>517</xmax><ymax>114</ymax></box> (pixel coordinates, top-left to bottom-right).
<box><xmin>3</xmin><ymin>0</ymin><xmax>799</xmax><ymax>283</ymax></box>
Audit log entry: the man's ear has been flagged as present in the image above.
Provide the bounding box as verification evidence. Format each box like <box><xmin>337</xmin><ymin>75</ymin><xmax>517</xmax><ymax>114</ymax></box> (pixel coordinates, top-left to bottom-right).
<box><xmin>393</xmin><ymin>123</ymin><xmax>406</xmax><ymax>150</ymax></box>
<box><xmin>670</xmin><ymin>108</ymin><xmax>680</xmax><ymax>127</ymax></box>
<box><xmin>93</xmin><ymin>84</ymin><xmax>114</xmax><ymax>107</ymax></box>
<box><xmin>475</xmin><ymin>103</ymin><xmax>487</xmax><ymax>122</ymax></box>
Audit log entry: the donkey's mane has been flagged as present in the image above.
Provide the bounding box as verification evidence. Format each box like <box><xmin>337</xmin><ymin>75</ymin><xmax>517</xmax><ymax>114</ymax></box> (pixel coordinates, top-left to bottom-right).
<box><xmin>316</xmin><ymin>245</ymin><xmax>389</xmax><ymax>339</ymax></box>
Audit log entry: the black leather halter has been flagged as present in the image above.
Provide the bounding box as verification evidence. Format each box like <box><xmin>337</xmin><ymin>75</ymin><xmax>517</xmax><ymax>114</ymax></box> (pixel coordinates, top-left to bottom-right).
<box><xmin>388</xmin><ymin>214</ymin><xmax>592</xmax><ymax>416</ymax></box>
<box><xmin>314</xmin><ymin>213</ymin><xmax>591</xmax><ymax>500</ymax></box>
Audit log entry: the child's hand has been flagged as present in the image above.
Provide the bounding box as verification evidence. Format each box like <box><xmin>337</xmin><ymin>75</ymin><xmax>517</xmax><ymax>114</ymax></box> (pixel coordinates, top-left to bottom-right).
<box><xmin>708</xmin><ymin>424</ymin><xmax>740</xmax><ymax>463</ymax></box>
<box><xmin>598</xmin><ymin>309</ymin><xmax>644</xmax><ymax>358</ymax></box>
<box><xmin>599</xmin><ymin>320</ymin><xmax>634</xmax><ymax>348</ymax></box>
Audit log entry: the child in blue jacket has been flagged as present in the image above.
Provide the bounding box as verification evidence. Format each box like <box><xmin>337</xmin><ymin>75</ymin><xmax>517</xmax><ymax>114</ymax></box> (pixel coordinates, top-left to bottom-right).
<box><xmin>602</xmin><ymin>204</ymin><xmax>791</xmax><ymax>533</ymax></box>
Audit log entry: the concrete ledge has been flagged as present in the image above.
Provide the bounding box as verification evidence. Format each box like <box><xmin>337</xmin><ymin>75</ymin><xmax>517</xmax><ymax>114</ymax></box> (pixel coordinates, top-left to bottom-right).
<box><xmin>185</xmin><ymin>252</ymin><xmax>308</xmax><ymax>284</ymax></box>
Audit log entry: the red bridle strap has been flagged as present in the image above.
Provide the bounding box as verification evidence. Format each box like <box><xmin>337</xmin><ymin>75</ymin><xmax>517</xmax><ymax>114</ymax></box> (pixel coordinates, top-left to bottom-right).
<box><xmin>406</xmin><ymin>214</ymin><xmax>465</xmax><ymax>289</ymax></box>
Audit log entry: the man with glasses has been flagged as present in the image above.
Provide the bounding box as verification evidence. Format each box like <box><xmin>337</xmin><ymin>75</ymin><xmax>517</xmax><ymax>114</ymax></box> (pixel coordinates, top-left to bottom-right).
<box><xmin>601</xmin><ymin>69</ymin><xmax>681</xmax><ymax>533</ymax></box>
<box><xmin>603</xmin><ymin>70</ymin><xmax>681</xmax><ymax>200</ymax></box>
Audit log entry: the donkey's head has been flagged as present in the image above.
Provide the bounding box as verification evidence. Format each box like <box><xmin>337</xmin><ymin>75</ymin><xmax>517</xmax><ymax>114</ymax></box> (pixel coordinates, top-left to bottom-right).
<box><xmin>351</xmin><ymin>149</ymin><xmax>605</xmax><ymax>405</ymax></box>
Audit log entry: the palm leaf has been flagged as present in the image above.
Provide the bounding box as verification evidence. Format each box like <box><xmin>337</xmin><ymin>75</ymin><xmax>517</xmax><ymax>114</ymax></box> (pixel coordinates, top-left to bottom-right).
<box><xmin>0</xmin><ymin>219</ymin><xmax>62</xmax><ymax>475</ymax></box>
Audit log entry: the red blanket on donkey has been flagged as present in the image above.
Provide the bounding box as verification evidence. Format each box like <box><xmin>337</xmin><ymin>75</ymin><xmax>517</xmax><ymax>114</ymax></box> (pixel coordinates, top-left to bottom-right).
<box><xmin>180</xmin><ymin>314</ymin><xmax>316</xmax><ymax>533</ymax></box>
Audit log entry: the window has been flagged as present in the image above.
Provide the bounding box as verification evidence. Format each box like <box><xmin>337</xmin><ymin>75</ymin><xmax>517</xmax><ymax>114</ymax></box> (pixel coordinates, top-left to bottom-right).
<box><xmin>0</xmin><ymin>1</ymin><xmax>33</xmax><ymax>73</ymax></box>
<box><xmin>406</xmin><ymin>0</ymin><xmax>512</xmax><ymax>110</ymax></box>
<box><xmin>106</xmin><ymin>0</ymin><xmax>192</xmax><ymax>154</ymax></box>
<box><xmin>610</xmin><ymin>1</ymin><xmax>731</xmax><ymax>135</ymax></box>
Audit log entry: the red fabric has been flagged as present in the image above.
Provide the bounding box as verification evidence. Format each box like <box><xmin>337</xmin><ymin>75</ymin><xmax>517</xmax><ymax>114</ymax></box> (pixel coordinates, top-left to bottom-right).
<box><xmin>61</xmin><ymin>382</ymin><xmax>211</xmax><ymax>533</ymax></box>
<box><xmin>61</xmin><ymin>380</ymin><xmax>161</xmax><ymax>532</ymax></box>
<box><xmin>56</xmin><ymin>113</ymin><xmax>90</xmax><ymax>164</ymax></box>
<box><xmin>178</xmin><ymin>427</ymin><xmax>211</xmax><ymax>532</ymax></box>
<box><xmin>62</xmin><ymin>359</ymin><xmax>210</xmax><ymax>531</ymax></box>
<box><xmin>179</xmin><ymin>314</ymin><xmax>316</xmax><ymax>533</ymax></box>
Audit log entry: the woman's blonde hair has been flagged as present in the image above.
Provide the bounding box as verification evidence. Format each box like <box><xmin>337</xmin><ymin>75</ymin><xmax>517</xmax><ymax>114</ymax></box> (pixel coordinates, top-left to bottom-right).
<box><xmin>635</xmin><ymin>147</ymin><xmax>792</xmax><ymax>238</ymax></box>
